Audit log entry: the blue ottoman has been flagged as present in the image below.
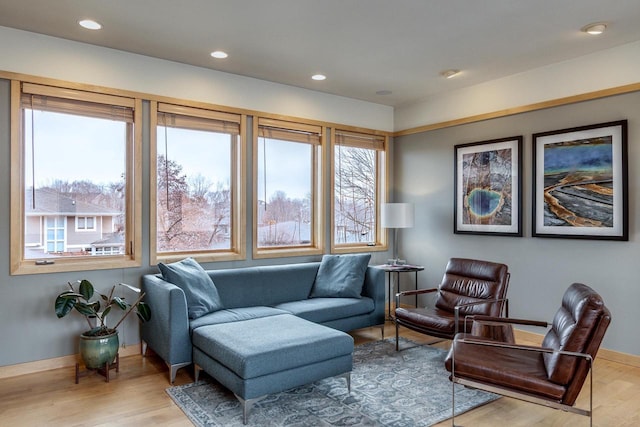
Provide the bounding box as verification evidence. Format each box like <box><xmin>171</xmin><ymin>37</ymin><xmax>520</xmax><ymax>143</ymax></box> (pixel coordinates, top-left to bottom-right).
<box><xmin>192</xmin><ymin>313</ymin><xmax>354</xmax><ymax>423</ymax></box>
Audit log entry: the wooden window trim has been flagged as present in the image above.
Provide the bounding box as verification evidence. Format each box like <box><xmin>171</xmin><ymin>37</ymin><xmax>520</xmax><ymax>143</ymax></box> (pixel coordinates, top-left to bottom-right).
<box><xmin>330</xmin><ymin>128</ymin><xmax>389</xmax><ymax>254</ymax></box>
<box><xmin>10</xmin><ymin>80</ymin><xmax>142</xmax><ymax>275</ymax></box>
<box><xmin>150</xmin><ymin>101</ymin><xmax>246</xmax><ymax>265</ymax></box>
<box><xmin>252</xmin><ymin>117</ymin><xmax>324</xmax><ymax>259</ymax></box>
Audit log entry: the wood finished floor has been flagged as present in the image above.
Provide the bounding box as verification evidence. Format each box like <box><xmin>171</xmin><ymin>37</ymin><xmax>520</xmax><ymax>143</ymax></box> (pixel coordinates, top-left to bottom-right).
<box><xmin>0</xmin><ymin>323</ymin><xmax>638</xmax><ymax>426</ymax></box>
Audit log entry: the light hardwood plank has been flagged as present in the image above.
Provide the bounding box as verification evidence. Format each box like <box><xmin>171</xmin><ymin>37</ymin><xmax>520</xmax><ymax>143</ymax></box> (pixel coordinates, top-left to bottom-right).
<box><xmin>0</xmin><ymin>323</ymin><xmax>637</xmax><ymax>426</ymax></box>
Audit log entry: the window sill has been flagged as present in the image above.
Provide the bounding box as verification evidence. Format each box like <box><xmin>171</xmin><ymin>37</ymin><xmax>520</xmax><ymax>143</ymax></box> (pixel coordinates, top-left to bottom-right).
<box><xmin>331</xmin><ymin>243</ymin><xmax>387</xmax><ymax>254</ymax></box>
<box><xmin>252</xmin><ymin>246</ymin><xmax>323</xmax><ymax>260</ymax></box>
<box><xmin>11</xmin><ymin>256</ymin><xmax>141</xmax><ymax>276</ymax></box>
<box><xmin>152</xmin><ymin>251</ymin><xmax>246</xmax><ymax>265</ymax></box>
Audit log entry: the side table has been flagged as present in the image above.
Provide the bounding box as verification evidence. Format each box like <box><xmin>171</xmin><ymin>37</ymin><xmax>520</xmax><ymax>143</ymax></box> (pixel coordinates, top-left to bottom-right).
<box><xmin>374</xmin><ymin>264</ymin><xmax>424</xmax><ymax>320</ymax></box>
<box><xmin>470</xmin><ymin>320</ymin><xmax>515</xmax><ymax>344</ymax></box>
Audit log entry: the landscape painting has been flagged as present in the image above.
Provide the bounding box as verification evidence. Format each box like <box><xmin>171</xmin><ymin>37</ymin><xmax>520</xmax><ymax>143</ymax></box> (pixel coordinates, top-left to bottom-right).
<box><xmin>532</xmin><ymin>120</ymin><xmax>628</xmax><ymax>240</ymax></box>
<box><xmin>454</xmin><ymin>136</ymin><xmax>523</xmax><ymax>236</ymax></box>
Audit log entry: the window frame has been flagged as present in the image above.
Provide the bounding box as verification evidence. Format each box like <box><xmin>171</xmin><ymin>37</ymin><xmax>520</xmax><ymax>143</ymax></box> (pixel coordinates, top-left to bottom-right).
<box><xmin>330</xmin><ymin>127</ymin><xmax>389</xmax><ymax>254</ymax></box>
<box><xmin>149</xmin><ymin>100</ymin><xmax>246</xmax><ymax>265</ymax></box>
<box><xmin>252</xmin><ymin>117</ymin><xmax>324</xmax><ymax>259</ymax></box>
<box><xmin>10</xmin><ymin>79</ymin><xmax>142</xmax><ymax>275</ymax></box>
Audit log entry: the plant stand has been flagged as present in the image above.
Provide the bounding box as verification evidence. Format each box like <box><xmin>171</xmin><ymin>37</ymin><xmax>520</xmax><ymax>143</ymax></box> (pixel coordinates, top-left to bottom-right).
<box><xmin>75</xmin><ymin>353</ymin><xmax>119</xmax><ymax>383</ymax></box>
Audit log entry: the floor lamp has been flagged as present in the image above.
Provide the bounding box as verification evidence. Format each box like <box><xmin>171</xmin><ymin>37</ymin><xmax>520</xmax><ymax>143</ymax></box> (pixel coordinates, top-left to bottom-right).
<box><xmin>381</xmin><ymin>202</ymin><xmax>414</xmax><ymax>265</ymax></box>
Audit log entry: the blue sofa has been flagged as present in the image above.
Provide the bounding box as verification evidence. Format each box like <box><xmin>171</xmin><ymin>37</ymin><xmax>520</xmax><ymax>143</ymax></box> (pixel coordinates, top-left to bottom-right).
<box><xmin>141</xmin><ymin>261</ymin><xmax>385</xmax><ymax>383</ymax></box>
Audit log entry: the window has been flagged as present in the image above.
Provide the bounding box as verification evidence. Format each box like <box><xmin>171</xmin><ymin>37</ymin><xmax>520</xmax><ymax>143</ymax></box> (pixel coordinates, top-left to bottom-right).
<box><xmin>332</xmin><ymin>129</ymin><xmax>388</xmax><ymax>252</ymax></box>
<box><xmin>254</xmin><ymin>117</ymin><xmax>324</xmax><ymax>258</ymax></box>
<box><xmin>76</xmin><ymin>216</ymin><xmax>96</xmax><ymax>231</ymax></box>
<box><xmin>45</xmin><ymin>216</ymin><xmax>65</xmax><ymax>253</ymax></box>
<box><xmin>10</xmin><ymin>80</ymin><xmax>142</xmax><ymax>274</ymax></box>
<box><xmin>151</xmin><ymin>102</ymin><xmax>245</xmax><ymax>263</ymax></box>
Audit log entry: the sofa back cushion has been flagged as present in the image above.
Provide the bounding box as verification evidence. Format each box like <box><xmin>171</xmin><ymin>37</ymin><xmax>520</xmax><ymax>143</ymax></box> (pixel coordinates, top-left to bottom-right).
<box><xmin>310</xmin><ymin>254</ymin><xmax>371</xmax><ymax>298</ymax></box>
<box><xmin>541</xmin><ymin>283</ymin><xmax>608</xmax><ymax>385</ymax></box>
<box><xmin>158</xmin><ymin>257</ymin><xmax>223</xmax><ymax>319</ymax></box>
<box><xmin>434</xmin><ymin>258</ymin><xmax>509</xmax><ymax>316</ymax></box>
<box><xmin>209</xmin><ymin>263</ymin><xmax>320</xmax><ymax>308</ymax></box>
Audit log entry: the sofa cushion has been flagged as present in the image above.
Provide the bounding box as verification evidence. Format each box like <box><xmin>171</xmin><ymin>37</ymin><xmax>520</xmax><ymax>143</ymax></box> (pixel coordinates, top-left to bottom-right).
<box><xmin>158</xmin><ymin>257</ymin><xmax>223</xmax><ymax>319</ymax></box>
<box><xmin>190</xmin><ymin>306</ymin><xmax>289</xmax><ymax>332</ymax></box>
<box><xmin>275</xmin><ymin>297</ymin><xmax>374</xmax><ymax>323</ymax></box>
<box><xmin>310</xmin><ymin>254</ymin><xmax>371</xmax><ymax>298</ymax></box>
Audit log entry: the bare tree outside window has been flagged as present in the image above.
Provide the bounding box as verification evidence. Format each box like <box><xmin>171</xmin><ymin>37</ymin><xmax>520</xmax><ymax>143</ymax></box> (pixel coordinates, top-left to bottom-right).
<box><xmin>331</xmin><ymin>129</ymin><xmax>386</xmax><ymax>250</ymax></box>
<box><xmin>156</xmin><ymin>154</ymin><xmax>188</xmax><ymax>248</ymax></box>
<box><xmin>155</xmin><ymin>122</ymin><xmax>234</xmax><ymax>253</ymax></box>
<box><xmin>335</xmin><ymin>145</ymin><xmax>377</xmax><ymax>244</ymax></box>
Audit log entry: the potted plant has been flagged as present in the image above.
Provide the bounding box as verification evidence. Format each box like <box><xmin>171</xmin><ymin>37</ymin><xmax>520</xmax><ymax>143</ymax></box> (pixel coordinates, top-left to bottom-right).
<box><xmin>54</xmin><ymin>279</ymin><xmax>151</xmax><ymax>370</ymax></box>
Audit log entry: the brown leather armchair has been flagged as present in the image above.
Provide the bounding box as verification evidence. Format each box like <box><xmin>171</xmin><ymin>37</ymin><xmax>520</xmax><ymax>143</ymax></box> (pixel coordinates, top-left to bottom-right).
<box><xmin>445</xmin><ymin>283</ymin><xmax>611</xmax><ymax>426</ymax></box>
<box><xmin>394</xmin><ymin>258</ymin><xmax>510</xmax><ymax>350</ymax></box>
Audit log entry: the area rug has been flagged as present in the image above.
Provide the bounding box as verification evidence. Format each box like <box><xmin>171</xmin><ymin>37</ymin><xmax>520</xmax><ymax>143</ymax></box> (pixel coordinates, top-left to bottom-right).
<box><xmin>166</xmin><ymin>338</ymin><xmax>499</xmax><ymax>426</ymax></box>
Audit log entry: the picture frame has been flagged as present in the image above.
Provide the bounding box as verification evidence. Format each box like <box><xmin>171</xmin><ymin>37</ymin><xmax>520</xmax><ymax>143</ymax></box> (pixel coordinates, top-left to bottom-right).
<box><xmin>532</xmin><ymin>120</ymin><xmax>628</xmax><ymax>240</ymax></box>
<box><xmin>454</xmin><ymin>136</ymin><xmax>523</xmax><ymax>236</ymax></box>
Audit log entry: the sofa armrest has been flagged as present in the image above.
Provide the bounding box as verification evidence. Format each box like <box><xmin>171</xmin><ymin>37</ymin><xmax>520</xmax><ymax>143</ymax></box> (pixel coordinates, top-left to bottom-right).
<box><xmin>141</xmin><ymin>275</ymin><xmax>192</xmax><ymax>375</ymax></box>
<box><xmin>362</xmin><ymin>266</ymin><xmax>385</xmax><ymax>323</ymax></box>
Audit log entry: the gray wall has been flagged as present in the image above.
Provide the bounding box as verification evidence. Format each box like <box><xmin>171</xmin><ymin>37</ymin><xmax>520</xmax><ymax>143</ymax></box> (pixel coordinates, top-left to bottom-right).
<box><xmin>395</xmin><ymin>90</ymin><xmax>639</xmax><ymax>355</ymax></box>
<box><xmin>0</xmin><ymin>79</ymin><xmax>389</xmax><ymax>367</ymax></box>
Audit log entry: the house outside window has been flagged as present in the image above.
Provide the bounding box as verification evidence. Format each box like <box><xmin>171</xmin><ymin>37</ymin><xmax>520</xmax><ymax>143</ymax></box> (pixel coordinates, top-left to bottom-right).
<box><xmin>10</xmin><ymin>80</ymin><xmax>142</xmax><ymax>274</ymax></box>
<box><xmin>332</xmin><ymin>128</ymin><xmax>388</xmax><ymax>253</ymax></box>
<box><xmin>253</xmin><ymin>117</ymin><xmax>324</xmax><ymax>258</ymax></box>
<box><xmin>150</xmin><ymin>102</ymin><xmax>245</xmax><ymax>264</ymax></box>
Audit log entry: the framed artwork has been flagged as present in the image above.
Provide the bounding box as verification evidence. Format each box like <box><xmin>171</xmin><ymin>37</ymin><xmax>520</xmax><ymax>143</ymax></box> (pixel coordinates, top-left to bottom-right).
<box><xmin>454</xmin><ymin>136</ymin><xmax>523</xmax><ymax>236</ymax></box>
<box><xmin>532</xmin><ymin>120</ymin><xmax>628</xmax><ymax>240</ymax></box>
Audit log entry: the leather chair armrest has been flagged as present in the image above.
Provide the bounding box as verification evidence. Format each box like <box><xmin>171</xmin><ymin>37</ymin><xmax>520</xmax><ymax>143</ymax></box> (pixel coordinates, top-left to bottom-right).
<box><xmin>471</xmin><ymin>315</ymin><xmax>549</xmax><ymax>328</ymax></box>
<box><xmin>395</xmin><ymin>287</ymin><xmax>437</xmax><ymax>308</ymax></box>
<box><xmin>397</xmin><ymin>287</ymin><xmax>438</xmax><ymax>297</ymax></box>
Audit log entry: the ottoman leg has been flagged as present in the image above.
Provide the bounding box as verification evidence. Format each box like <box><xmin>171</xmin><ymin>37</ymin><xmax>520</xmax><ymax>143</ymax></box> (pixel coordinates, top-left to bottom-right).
<box><xmin>235</xmin><ymin>394</ymin><xmax>258</xmax><ymax>425</ymax></box>
<box><xmin>194</xmin><ymin>364</ymin><xmax>203</xmax><ymax>382</ymax></box>
<box><xmin>341</xmin><ymin>372</ymin><xmax>351</xmax><ymax>393</ymax></box>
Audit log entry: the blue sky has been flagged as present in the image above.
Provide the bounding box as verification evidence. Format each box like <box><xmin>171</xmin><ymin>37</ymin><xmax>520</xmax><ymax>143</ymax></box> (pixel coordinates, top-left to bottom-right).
<box><xmin>26</xmin><ymin>110</ymin><xmax>311</xmax><ymax>201</ymax></box>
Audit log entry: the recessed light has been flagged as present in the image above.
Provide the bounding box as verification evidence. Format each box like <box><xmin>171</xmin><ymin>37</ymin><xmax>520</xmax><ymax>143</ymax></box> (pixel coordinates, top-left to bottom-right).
<box><xmin>78</xmin><ymin>19</ymin><xmax>102</xmax><ymax>30</ymax></box>
<box><xmin>440</xmin><ymin>69</ymin><xmax>460</xmax><ymax>79</ymax></box>
<box><xmin>210</xmin><ymin>51</ymin><xmax>228</xmax><ymax>59</ymax></box>
<box><xmin>581</xmin><ymin>22</ymin><xmax>607</xmax><ymax>35</ymax></box>
<box><xmin>376</xmin><ymin>90</ymin><xmax>392</xmax><ymax>96</ymax></box>
<box><xmin>312</xmin><ymin>74</ymin><xmax>326</xmax><ymax>81</ymax></box>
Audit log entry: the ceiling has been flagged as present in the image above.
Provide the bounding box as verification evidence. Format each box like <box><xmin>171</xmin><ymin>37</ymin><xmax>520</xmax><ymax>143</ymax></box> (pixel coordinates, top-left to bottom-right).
<box><xmin>1</xmin><ymin>0</ymin><xmax>640</xmax><ymax>107</ymax></box>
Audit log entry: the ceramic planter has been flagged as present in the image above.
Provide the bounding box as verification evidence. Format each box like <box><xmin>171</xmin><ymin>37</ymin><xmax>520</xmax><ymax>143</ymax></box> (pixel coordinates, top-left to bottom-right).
<box><xmin>79</xmin><ymin>331</ymin><xmax>119</xmax><ymax>369</ymax></box>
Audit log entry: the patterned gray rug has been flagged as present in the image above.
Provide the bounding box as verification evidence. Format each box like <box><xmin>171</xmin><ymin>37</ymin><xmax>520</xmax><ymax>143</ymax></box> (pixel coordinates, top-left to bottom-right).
<box><xmin>166</xmin><ymin>338</ymin><xmax>498</xmax><ymax>426</ymax></box>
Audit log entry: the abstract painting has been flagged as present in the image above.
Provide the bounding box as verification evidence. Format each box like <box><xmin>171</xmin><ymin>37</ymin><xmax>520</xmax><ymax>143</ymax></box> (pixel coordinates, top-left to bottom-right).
<box><xmin>454</xmin><ymin>136</ymin><xmax>523</xmax><ymax>236</ymax></box>
<box><xmin>532</xmin><ymin>120</ymin><xmax>628</xmax><ymax>240</ymax></box>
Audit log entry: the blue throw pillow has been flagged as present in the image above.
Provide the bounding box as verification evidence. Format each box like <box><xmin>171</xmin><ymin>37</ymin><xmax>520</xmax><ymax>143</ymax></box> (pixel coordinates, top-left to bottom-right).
<box><xmin>158</xmin><ymin>257</ymin><xmax>223</xmax><ymax>319</ymax></box>
<box><xmin>310</xmin><ymin>254</ymin><xmax>371</xmax><ymax>298</ymax></box>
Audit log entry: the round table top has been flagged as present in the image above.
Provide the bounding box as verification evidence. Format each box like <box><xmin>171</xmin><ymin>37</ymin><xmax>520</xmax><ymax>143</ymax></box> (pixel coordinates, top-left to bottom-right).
<box><xmin>374</xmin><ymin>264</ymin><xmax>424</xmax><ymax>272</ymax></box>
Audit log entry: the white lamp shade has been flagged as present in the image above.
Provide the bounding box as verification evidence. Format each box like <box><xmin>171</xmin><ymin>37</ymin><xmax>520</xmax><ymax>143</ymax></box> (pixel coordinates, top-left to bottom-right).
<box><xmin>381</xmin><ymin>203</ymin><xmax>414</xmax><ymax>228</ymax></box>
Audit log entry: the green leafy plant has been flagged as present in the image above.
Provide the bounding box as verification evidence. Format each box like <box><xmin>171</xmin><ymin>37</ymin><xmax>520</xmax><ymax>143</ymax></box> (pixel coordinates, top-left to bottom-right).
<box><xmin>55</xmin><ymin>279</ymin><xmax>151</xmax><ymax>337</ymax></box>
